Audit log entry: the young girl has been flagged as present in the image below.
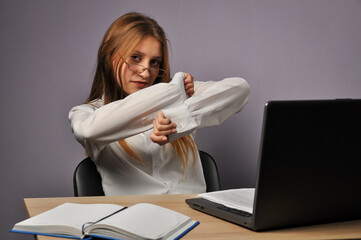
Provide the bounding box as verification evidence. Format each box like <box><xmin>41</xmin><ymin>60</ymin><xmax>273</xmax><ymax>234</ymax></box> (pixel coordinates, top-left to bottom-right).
<box><xmin>69</xmin><ymin>12</ymin><xmax>250</xmax><ymax>196</ymax></box>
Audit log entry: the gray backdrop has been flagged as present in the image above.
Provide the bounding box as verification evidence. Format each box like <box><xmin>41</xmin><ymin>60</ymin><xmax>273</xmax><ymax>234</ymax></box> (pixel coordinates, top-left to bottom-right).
<box><xmin>1</xmin><ymin>0</ymin><xmax>360</xmax><ymax>239</ymax></box>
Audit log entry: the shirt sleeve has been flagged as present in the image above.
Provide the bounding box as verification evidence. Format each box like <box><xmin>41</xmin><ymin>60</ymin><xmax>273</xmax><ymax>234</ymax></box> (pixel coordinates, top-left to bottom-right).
<box><xmin>68</xmin><ymin>79</ymin><xmax>188</xmax><ymax>160</ymax></box>
<box><xmin>163</xmin><ymin>73</ymin><xmax>250</xmax><ymax>142</ymax></box>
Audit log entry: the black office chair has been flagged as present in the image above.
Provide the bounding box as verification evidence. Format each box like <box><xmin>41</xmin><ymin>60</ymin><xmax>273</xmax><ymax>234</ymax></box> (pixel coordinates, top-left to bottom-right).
<box><xmin>198</xmin><ymin>150</ymin><xmax>221</xmax><ymax>192</ymax></box>
<box><xmin>73</xmin><ymin>156</ymin><xmax>105</xmax><ymax>197</ymax></box>
<box><xmin>73</xmin><ymin>150</ymin><xmax>221</xmax><ymax>197</ymax></box>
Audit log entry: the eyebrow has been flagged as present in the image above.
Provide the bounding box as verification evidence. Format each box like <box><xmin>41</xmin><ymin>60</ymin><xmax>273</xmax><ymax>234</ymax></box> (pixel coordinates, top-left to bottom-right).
<box><xmin>132</xmin><ymin>50</ymin><xmax>162</xmax><ymax>59</ymax></box>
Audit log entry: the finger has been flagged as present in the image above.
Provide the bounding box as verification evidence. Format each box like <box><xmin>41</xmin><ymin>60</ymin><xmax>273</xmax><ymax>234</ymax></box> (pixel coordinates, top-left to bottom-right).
<box><xmin>155</xmin><ymin>128</ymin><xmax>177</xmax><ymax>136</ymax></box>
<box><xmin>183</xmin><ymin>73</ymin><xmax>194</xmax><ymax>97</ymax></box>
<box><xmin>157</xmin><ymin>117</ymin><xmax>172</xmax><ymax>125</ymax></box>
<box><xmin>153</xmin><ymin>120</ymin><xmax>177</xmax><ymax>136</ymax></box>
<box><xmin>154</xmin><ymin>118</ymin><xmax>176</xmax><ymax>130</ymax></box>
<box><xmin>186</xmin><ymin>91</ymin><xmax>194</xmax><ymax>97</ymax></box>
<box><xmin>185</xmin><ymin>88</ymin><xmax>194</xmax><ymax>97</ymax></box>
<box><xmin>184</xmin><ymin>81</ymin><xmax>194</xmax><ymax>96</ymax></box>
<box><xmin>156</xmin><ymin>111</ymin><xmax>166</xmax><ymax>120</ymax></box>
<box><xmin>155</xmin><ymin>125</ymin><xmax>177</xmax><ymax>134</ymax></box>
<box><xmin>154</xmin><ymin>110</ymin><xmax>177</xmax><ymax>136</ymax></box>
<box><xmin>150</xmin><ymin>132</ymin><xmax>168</xmax><ymax>142</ymax></box>
<box><xmin>184</xmin><ymin>72</ymin><xmax>193</xmax><ymax>80</ymax></box>
<box><xmin>150</xmin><ymin>132</ymin><xmax>169</xmax><ymax>145</ymax></box>
<box><xmin>153</xmin><ymin>125</ymin><xmax>176</xmax><ymax>137</ymax></box>
<box><xmin>155</xmin><ymin>111</ymin><xmax>171</xmax><ymax>125</ymax></box>
<box><xmin>184</xmin><ymin>78</ymin><xmax>192</xmax><ymax>84</ymax></box>
<box><xmin>184</xmin><ymin>79</ymin><xmax>193</xmax><ymax>86</ymax></box>
<box><xmin>184</xmin><ymin>83</ymin><xmax>193</xmax><ymax>90</ymax></box>
<box><xmin>155</xmin><ymin>111</ymin><xmax>177</xmax><ymax>128</ymax></box>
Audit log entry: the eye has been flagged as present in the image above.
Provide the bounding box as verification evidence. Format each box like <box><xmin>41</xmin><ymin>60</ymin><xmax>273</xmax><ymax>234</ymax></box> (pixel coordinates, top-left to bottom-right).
<box><xmin>150</xmin><ymin>59</ymin><xmax>161</xmax><ymax>68</ymax></box>
<box><xmin>130</xmin><ymin>55</ymin><xmax>141</xmax><ymax>63</ymax></box>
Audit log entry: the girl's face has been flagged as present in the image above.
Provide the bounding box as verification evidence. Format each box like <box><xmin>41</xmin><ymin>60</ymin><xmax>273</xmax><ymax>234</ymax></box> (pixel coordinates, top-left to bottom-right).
<box><xmin>119</xmin><ymin>36</ymin><xmax>163</xmax><ymax>95</ymax></box>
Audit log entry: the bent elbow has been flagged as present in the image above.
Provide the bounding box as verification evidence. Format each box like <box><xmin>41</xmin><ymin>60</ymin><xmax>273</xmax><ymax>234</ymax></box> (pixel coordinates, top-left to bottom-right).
<box><xmin>237</xmin><ymin>78</ymin><xmax>250</xmax><ymax>95</ymax></box>
<box><xmin>231</xmin><ymin>77</ymin><xmax>250</xmax><ymax>102</ymax></box>
<box><xmin>71</xmin><ymin>122</ymin><xmax>96</xmax><ymax>144</ymax></box>
<box><xmin>232</xmin><ymin>78</ymin><xmax>250</xmax><ymax>112</ymax></box>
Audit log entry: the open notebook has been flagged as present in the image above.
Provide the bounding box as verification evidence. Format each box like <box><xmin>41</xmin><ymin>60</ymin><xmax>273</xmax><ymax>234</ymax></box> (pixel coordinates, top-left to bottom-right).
<box><xmin>11</xmin><ymin>202</ymin><xmax>199</xmax><ymax>240</ymax></box>
<box><xmin>187</xmin><ymin>99</ymin><xmax>361</xmax><ymax>231</ymax></box>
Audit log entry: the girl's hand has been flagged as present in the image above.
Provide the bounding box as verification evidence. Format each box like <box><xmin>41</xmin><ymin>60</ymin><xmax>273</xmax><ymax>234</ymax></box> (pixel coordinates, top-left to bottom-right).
<box><xmin>150</xmin><ymin>111</ymin><xmax>177</xmax><ymax>145</ymax></box>
<box><xmin>184</xmin><ymin>73</ymin><xmax>194</xmax><ymax>97</ymax></box>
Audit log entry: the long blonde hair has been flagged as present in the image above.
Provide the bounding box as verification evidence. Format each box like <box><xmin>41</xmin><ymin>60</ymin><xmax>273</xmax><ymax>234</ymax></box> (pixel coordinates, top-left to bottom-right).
<box><xmin>87</xmin><ymin>12</ymin><xmax>197</xmax><ymax>169</ymax></box>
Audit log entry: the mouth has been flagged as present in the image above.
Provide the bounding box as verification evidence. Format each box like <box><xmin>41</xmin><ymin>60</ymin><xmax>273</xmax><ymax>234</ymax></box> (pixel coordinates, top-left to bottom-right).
<box><xmin>131</xmin><ymin>81</ymin><xmax>148</xmax><ymax>88</ymax></box>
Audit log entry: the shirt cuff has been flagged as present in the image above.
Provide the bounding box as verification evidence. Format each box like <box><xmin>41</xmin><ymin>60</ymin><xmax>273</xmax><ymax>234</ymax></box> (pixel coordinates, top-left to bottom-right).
<box><xmin>162</xmin><ymin>104</ymin><xmax>198</xmax><ymax>142</ymax></box>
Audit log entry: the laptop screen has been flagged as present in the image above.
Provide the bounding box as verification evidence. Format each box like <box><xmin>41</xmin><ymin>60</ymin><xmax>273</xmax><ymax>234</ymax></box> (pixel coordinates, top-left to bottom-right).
<box><xmin>253</xmin><ymin>99</ymin><xmax>361</xmax><ymax>230</ymax></box>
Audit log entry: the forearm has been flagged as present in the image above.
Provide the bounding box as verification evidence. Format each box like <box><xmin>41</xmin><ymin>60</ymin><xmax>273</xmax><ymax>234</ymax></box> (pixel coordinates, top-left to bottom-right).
<box><xmin>164</xmin><ymin>77</ymin><xmax>250</xmax><ymax>142</ymax></box>
<box><xmin>69</xmin><ymin>80</ymin><xmax>187</xmax><ymax>158</ymax></box>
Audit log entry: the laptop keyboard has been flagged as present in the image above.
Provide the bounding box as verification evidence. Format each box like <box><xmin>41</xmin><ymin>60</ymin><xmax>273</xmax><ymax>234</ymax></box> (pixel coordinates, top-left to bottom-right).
<box><xmin>217</xmin><ymin>205</ymin><xmax>252</xmax><ymax>217</ymax></box>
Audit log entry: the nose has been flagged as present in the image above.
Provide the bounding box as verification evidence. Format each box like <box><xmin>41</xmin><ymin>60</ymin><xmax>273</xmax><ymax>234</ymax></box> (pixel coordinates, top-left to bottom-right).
<box><xmin>138</xmin><ymin>63</ymin><xmax>151</xmax><ymax>79</ymax></box>
<box><xmin>139</xmin><ymin>68</ymin><xmax>151</xmax><ymax>79</ymax></box>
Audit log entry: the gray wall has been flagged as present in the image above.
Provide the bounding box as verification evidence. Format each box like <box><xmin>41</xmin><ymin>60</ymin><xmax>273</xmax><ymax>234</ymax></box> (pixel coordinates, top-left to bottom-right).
<box><xmin>1</xmin><ymin>0</ymin><xmax>360</xmax><ymax>239</ymax></box>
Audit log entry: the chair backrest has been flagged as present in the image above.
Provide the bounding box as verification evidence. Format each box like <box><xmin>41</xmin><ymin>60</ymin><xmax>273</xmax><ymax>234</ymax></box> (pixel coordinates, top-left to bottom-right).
<box><xmin>73</xmin><ymin>157</ymin><xmax>104</xmax><ymax>196</ymax></box>
<box><xmin>73</xmin><ymin>150</ymin><xmax>221</xmax><ymax>196</ymax></box>
<box><xmin>198</xmin><ymin>150</ymin><xmax>221</xmax><ymax>192</ymax></box>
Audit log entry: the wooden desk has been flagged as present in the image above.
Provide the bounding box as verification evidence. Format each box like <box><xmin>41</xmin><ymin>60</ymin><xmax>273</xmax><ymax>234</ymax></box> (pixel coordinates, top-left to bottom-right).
<box><xmin>24</xmin><ymin>194</ymin><xmax>361</xmax><ymax>240</ymax></box>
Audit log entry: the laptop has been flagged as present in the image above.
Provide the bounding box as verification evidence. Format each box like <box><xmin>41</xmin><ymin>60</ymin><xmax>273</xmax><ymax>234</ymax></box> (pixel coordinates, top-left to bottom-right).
<box><xmin>186</xmin><ymin>99</ymin><xmax>361</xmax><ymax>231</ymax></box>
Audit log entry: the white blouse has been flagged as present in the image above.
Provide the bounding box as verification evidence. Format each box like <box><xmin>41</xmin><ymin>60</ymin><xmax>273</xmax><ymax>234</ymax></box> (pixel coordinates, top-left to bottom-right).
<box><xmin>69</xmin><ymin>72</ymin><xmax>250</xmax><ymax>196</ymax></box>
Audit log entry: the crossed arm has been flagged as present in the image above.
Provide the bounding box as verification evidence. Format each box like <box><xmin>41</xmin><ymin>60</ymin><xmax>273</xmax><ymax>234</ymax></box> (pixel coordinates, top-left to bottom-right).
<box><xmin>150</xmin><ymin>73</ymin><xmax>194</xmax><ymax>145</ymax></box>
<box><xmin>69</xmin><ymin>72</ymin><xmax>250</xmax><ymax>160</ymax></box>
